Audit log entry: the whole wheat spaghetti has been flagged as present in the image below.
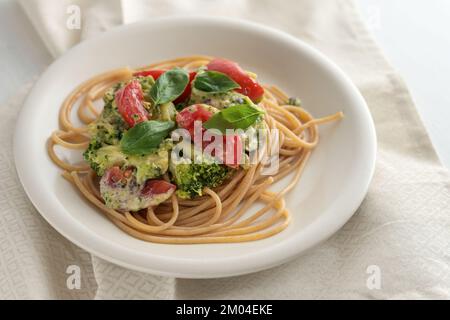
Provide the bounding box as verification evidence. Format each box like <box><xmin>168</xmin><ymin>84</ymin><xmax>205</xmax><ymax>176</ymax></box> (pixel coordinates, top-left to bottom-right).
<box><xmin>47</xmin><ymin>55</ymin><xmax>343</xmax><ymax>244</ymax></box>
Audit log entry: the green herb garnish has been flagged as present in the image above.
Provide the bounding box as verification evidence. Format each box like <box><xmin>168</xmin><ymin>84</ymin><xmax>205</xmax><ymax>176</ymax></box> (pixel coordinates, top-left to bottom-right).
<box><xmin>149</xmin><ymin>68</ymin><xmax>189</xmax><ymax>105</ymax></box>
<box><xmin>203</xmin><ymin>104</ymin><xmax>264</xmax><ymax>133</ymax></box>
<box><xmin>193</xmin><ymin>71</ymin><xmax>240</xmax><ymax>93</ymax></box>
<box><xmin>120</xmin><ymin>120</ymin><xmax>175</xmax><ymax>155</ymax></box>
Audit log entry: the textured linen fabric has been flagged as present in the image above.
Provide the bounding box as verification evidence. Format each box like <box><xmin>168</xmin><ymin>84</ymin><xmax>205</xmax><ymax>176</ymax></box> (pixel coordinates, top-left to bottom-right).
<box><xmin>2</xmin><ymin>0</ymin><xmax>448</xmax><ymax>299</ymax></box>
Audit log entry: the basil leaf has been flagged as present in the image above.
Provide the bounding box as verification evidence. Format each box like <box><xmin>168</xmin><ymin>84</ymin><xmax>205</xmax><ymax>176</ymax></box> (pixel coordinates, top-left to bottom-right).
<box><xmin>149</xmin><ymin>68</ymin><xmax>189</xmax><ymax>105</ymax></box>
<box><xmin>194</xmin><ymin>71</ymin><xmax>240</xmax><ymax>93</ymax></box>
<box><xmin>203</xmin><ymin>104</ymin><xmax>264</xmax><ymax>133</ymax></box>
<box><xmin>202</xmin><ymin>113</ymin><xmax>229</xmax><ymax>133</ymax></box>
<box><xmin>120</xmin><ymin>120</ymin><xmax>175</xmax><ymax>155</ymax></box>
<box><xmin>221</xmin><ymin>104</ymin><xmax>264</xmax><ymax>127</ymax></box>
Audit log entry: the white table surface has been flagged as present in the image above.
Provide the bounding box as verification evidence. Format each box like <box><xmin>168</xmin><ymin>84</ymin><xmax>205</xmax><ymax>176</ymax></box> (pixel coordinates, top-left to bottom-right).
<box><xmin>1</xmin><ymin>0</ymin><xmax>449</xmax><ymax>168</ymax></box>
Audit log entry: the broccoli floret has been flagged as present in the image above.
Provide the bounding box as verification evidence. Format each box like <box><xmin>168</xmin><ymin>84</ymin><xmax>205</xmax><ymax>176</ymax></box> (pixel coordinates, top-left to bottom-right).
<box><xmin>170</xmin><ymin>158</ymin><xmax>230</xmax><ymax>199</ymax></box>
<box><xmin>83</xmin><ymin>138</ymin><xmax>103</xmax><ymax>174</ymax></box>
<box><xmin>83</xmin><ymin>145</ymin><xmax>126</xmax><ymax>176</ymax></box>
<box><xmin>84</xmin><ymin>140</ymin><xmax>172</xmax><ymax>183</ymax></box>
<box><xmin>129</xmin><ymin>139</ymin><xmax>172</xmax><ymax>183</ymax></box>
<box><xmin>137</xmin><ymin>76</ymin><xmax>155</xmax><ymax>99</ymax></box>
<box><xmin>87</xmin><ymin>87</ymin><xmax>128</xmax><ymax>146</ymax></box>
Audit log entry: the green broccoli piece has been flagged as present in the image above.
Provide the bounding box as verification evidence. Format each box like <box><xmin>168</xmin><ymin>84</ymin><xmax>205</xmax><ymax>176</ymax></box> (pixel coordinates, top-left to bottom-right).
<box><xmin>83</xmin><ymin>144</ymin><xmax>126</xmax><ymax>176</ymax></box>
<box><xmin>138</xmin><ymin>76</ymin><xmax>155</xmax><ymax>99</ymax></box>
<box><xmin>129</xmin><ymin>139</ymin><xmax>172</xmax><ymax>183</ymax></box>
<box><xmin>86</xmin><ymin>87</ymin><xmax>128</xmax><ymax>146</ymax></box>
<box><xmin>83</xmin><ymin>140</ymin><xmax>172</xmax><ymax>183</ymax></box>
<box><xmin>83</xmin><ymin>138</ymin><xmax>103</xmax><ymax>174</ymax></box>
<box><xmin>170</xmin><ymin>158</ymin><xmax>230</xmax><ymax>199</ymax></box>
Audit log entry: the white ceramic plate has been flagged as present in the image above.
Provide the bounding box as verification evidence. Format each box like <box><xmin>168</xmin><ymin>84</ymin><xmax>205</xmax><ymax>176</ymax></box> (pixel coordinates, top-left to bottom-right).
<box><xmin>14</xmin><ymin>16</ymin><xmax>376</xmax><ymax>278</ymax></box>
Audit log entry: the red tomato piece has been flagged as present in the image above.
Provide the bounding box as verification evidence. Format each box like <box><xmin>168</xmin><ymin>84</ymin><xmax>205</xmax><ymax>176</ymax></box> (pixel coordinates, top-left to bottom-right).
<box><xmin>176</xmin><ymin>104</ymin><xmax>243</xmax><ymax>167</ymax></box>
<box><xmin>115</xmin><ymin>80</ymin><xmax>148</xmax><ymax>127</ymax></box>
<box><xmin>176</xmin><ymin>104</ymin><xmax>213</xmax><ymax>133</ymax></box>
<box><xmin>133</xmin><ymin>69</ymin><xmax>165</xmax><ymax>79</ymax></box>
<box><xmin>206</xmin><ymin>58</ymin><xmax>264</xmax><ymax>102</ymax></box>
<box><xmin>141</xmin><ymin>180</ymin><xmax>176</xmax><ymax>197</ymax></box>
<box><xmin>175</xmin><ymin>108</ymin><xmax>195</xmax><ymax>130</ymax></box>
<box><xmin>104</xmin><ymin>166</ymin><xmax>124</xmax><ymax>186</ymax></box>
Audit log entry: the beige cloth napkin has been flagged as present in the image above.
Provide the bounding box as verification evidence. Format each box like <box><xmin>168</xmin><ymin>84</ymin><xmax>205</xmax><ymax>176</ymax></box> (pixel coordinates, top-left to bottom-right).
<box><xmin>3</xmin><ymin>0</ymin><xmax>448</xmax><ymax>299</ymax></box>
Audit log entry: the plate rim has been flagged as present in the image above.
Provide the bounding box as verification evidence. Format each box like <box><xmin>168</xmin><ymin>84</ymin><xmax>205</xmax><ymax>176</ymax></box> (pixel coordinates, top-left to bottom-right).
<box><xmin>13</xmin><ymin>15</ymin><xmax>377</xmax><ymax>278</ymax></box>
